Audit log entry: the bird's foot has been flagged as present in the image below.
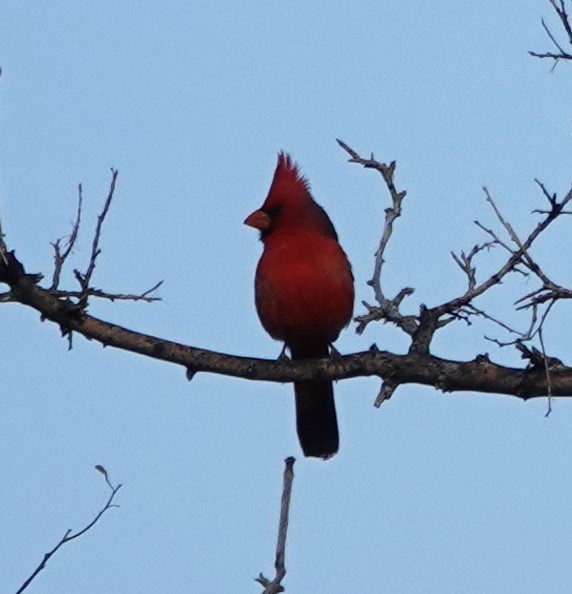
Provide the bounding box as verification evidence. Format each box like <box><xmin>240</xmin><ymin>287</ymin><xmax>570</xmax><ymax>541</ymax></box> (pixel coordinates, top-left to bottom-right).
<box><xmin>328</xmin><ymin>343</ymin><xmax>348</xmax><ymax>379</ymax></box>
<box><xmin>277</xmin><ymin>344</ymin><xmax>291</xmax><ymax>361</ymax></box>
<box><xmin>329</xmin><ymin>343</ymin><xmax>343</xmax><ymax>359</ymax></box>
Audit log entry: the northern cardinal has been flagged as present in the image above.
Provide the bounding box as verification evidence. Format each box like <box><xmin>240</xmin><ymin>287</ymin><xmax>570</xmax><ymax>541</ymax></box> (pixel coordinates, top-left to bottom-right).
<box><xmin>244</xmin><ymin>153</ymin><xmax>354</xmax><ymax>458</ymax></box>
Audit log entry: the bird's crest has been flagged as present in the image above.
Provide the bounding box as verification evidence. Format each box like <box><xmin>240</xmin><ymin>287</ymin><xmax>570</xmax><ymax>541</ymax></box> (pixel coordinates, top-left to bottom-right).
<box><xmin>265</xmin><ymin>152</ymin><xmax>311</xmax><ymax>205</ymax></box>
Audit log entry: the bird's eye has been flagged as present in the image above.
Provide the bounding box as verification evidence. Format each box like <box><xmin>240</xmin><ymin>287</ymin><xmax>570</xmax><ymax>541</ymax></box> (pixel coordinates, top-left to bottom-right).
<box><xmin>264</xmin><ymin>205</ymin><xmax>283</xmax><ymax>219</ymax></box>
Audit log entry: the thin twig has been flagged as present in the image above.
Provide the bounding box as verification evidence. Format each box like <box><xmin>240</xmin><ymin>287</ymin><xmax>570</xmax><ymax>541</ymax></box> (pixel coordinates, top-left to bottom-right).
<box><xmin>404</xmin><ymin>183</ymin><xmax>572</xmax><ymax>353</ymax></box>
<box><xmin>451</xmin><ymin>240</ymin><xmax>497</xmax><ymax>291</ymax></box>
<box><xmin>465</xmin><ymin>304</ymin><xmax>523</xmax><ymax>336</ymax></box>
<box><xmin>75</xmin><ymin>169</ymin><xmax>119</xmax><ymax>309</ymax></box>
<box><xmin>530</xmin><ymin>0</ymin><xmax>572</xmax><ymax>63</ymax></box>
<box><xmin>487</xmin><ymin>299</ymin><xmax>556</xmax><ymax>359</ymax></box>
<box><xmin>433</xmin><ymin>185</ymin><xmax>572</xmax><ymax>316</ymax></box>
<box><xmin>50</xmin><ymin>281</ymin><xmax>163</xmax><ymax>303</ymax></box>
<box><xmin>256</xmin><ymin>457</ymin><xmax>295</xmax><ymax>594</ymax></box>
<box><xmin>551</xmin><ymin>0</ymin><xmax>572</xmax><ymax>46</ymax></box>
<box><xmin>482</xmin><ymin>187</ymin><xmax>554</xmax><ymax>286</ymax></box>
<box><xmin>15</xmin><ymin>467</ymin><xmax>122</xmax><ymax>594</ymax></box>
<box><xmin>51</xmin><ymin>184</ymin><xmax>83</xmax><ymax>290</ymax></box>
<box><xmin>516</xmin><ymin>286</ymin><xmax>572</xmax><ymax>309</ymax></box>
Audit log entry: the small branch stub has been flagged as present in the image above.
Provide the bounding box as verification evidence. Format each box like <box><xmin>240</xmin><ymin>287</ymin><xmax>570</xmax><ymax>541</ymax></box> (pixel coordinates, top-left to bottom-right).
<box><xmin>375</xmin><ymin>380</ymin><xmax>399</xmax><ymax>408</ymax></box>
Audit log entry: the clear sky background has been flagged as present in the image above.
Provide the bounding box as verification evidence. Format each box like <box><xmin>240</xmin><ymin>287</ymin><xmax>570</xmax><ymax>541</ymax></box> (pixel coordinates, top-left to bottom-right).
<box><xmin>1</xmin><ymin>2</ymin><xmax>572</xmax><ymax>593</ymax></box>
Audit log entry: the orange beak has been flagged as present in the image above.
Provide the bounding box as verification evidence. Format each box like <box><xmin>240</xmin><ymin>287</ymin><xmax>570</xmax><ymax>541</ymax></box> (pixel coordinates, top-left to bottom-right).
<box><xmin>244</xmin><ymin>209</ymin><xmax>271</xmax><ymax>230</ymax></box>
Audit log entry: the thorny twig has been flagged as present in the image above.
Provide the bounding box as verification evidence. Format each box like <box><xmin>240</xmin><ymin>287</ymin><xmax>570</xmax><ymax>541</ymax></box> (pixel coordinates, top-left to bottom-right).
<box><xmin>482</xmin><ymin>187</ymin><xmax>554</xmax><ymax>286</ymax></box>
<box><xmin>431</xmin><ymin>185</ymin><xmax>572</xmax><ymax>321</ymax></box>
<box><xmin>471</xmin><ymin>185</ymin><xmax>571</xmax><ymax>313</ymax></box>
<box><xmin>256</xmin><ymin>457</ymin><xmax>295</xmax><ymax>594</ymax></box>
<box><xmin>0</xmin><ymin>285</ymin><xmax>162</xmax><ymax>305</ymax></box>
<box><xmin>451</xmin><ymin>240</ymin><xmax>498</xmax><ymax>292</ymax></box>
<box><xmin>336</xmin><ymin>139</ymin><xmax>417</xmax><ymax>336</ymax></box>
<box><xmin>455</xmin><ymin>186</ymin><xmax>566</xmax><ymax>406</ymax></box>
<box><xmin>511</xmin><ymin>184</ymin><xmax>572</xmax><ymax>312</ymax></box>
<box><xmin>335</xmin><ymin>142</ymin><xmax>570</xmax><ymax>350</ymax></box>
<box><xmin>336</xmin><ymin>141</ymin><xmax>572</xmax><ymax>405</ymax></box>
<box><xmin>517</xmin><ymin>286</ymin><xmax>572</xmax><ymax>308</ymax></box>
<box><xmin>15</xmin><ymin>467</ymin><xmax>122</xmax><ymax>594</ymax></box>
<box><xmin>50</xmin><ymin>283</ymin><xmax>164</xmax><ymax>303</ymax></box>
<box><xmin>423</xmin><ymin>183</ymin><xmax>572</xmax><ymax>361</ymax></box>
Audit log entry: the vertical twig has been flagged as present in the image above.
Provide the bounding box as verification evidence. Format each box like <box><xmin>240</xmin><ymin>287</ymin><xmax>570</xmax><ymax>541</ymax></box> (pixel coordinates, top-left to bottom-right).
<box><xmin>336</xmin><ymin>139</ymin><xmax>417</xmax><ymax>336</ymax></box>
<box><xmin>51</xmin><ymin>183</ymin><xmax>83</xmax><ymax>290</ymax></box>
<box><xmin>538</xmin><ymin>328</ymin><xmax>553</xmax><ymax>417</ymax></box>
<box><xmin>74</xmin><ymin>169</ymin><xmax>119</xmax><ymax>308</ymax></box>
<box><xmin>256</xmin><ymin>457</ymin><xmax>296</xmax><ymax>594</ymax></box>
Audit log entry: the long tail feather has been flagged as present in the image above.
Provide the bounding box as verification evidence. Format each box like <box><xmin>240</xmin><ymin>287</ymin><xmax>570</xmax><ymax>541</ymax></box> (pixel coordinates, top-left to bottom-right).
<box><xmin>290</xmin><ymin>343</ymin><xmax>339</xmax><ymax>459</ymax></box>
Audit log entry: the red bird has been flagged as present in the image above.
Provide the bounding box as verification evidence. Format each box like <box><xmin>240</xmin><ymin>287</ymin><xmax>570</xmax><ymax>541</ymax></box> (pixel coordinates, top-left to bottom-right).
<box><xmin>244</xmin><ymin>153</ymin><xmax>354</xmax><ymax>458</ymax></box>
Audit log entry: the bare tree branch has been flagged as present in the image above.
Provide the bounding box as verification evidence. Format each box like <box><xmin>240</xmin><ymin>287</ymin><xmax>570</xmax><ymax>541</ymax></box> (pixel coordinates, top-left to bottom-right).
<box><xmin>451</xmin><ymin>240</ymin><xmax>498</xmax><ymax>292</ymax></box>
<box><xmin>482</xmin><ymin>187</ymin><xmax>555</xmax><ymax>286</ymax></box>
<box><xmin>518</xmin><ymin>286</ymin><xmax>572</xmax><ymax>308</ymax></box>
<box><xmin>2</xmin><ymin>242</ymin><xmax>572</xmax><ymax>397</ymax></box>
<box><xmin>427</xmin><ymin>185</ymin><xmax>572</xmax><ymax>321</ymax></box>
<box><xmin>1</xmin><ymin>171</ymin><xmax>572</xmax><ymax>399</ymax></box>
<box><xmin>331</xmin><ymin>140</ymin><xmax>572</xmax><ymax>391</ymax></box>
<box><xmin>49</xmin><ymin>172</ymin><xmax>162</xmax><ymax>309</ymax></box>
<box><xmin>15</xmin><ymin>467</ymin><xmax>122</xmax><ymax>594</ymax></box>
<box><xmin>334</xmin><ymin>140</ymin><xmax>572</xmax><ymax>367</ymax></box>
<box><xmin>2</xmin><ymin>145</ymin><xmax>572</xmax><ymax>402</ymax></box>
<box><xmin>256</xmin><ymin>457</ymin><xmax>295</xmax><ymax>594</ymax></box>
<box><xmin>50</xmin><ymin>282</ymin><xmax>164</xmax><ymax>303</ymax></box>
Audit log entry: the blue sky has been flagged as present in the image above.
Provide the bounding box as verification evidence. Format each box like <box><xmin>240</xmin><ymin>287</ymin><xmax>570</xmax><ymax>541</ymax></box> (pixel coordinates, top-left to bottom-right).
<box><xmin>1</xmin><ymin>2</ymin><xmax>572</xmax><ymax>592</ymax></box>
